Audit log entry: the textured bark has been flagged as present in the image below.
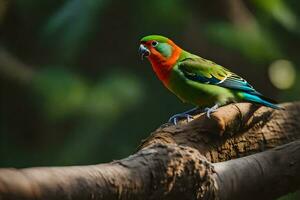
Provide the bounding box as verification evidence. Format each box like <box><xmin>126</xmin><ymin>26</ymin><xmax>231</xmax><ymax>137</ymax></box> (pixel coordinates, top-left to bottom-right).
<box><xmin>0</xmin><ymin>144</ymin><xmax>216</xmax><ymax>200</ymax></box>
<box><xmin>0</xmin><ymin>102</ymin><xmax>299</xmax><ymax>200</ymax></box>
<box><xmin>139</xmin><ymin>102</ymin><xmax>300</xmax><ymax>162</ymax></box>
<box><xmin>214</xmin><ymin>140</ymin><xmax>300</xmax><ymax>200</ymax></box>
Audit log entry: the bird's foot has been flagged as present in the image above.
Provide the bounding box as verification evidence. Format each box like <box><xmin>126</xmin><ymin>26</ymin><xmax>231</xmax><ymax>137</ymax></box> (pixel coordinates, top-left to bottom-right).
<box><xmin>204</xmin><ymin>104</ymin><xmax>219</xmax><ymax>118</ymax></box>
<box><xmin>168</xmin><ymin>107</ymin><xmax>199</xmax><ymax>125</ymax></box>
<box><xmin>168</xmin><ymin>113</ymin><xmax>194</xmax><ymax>125</ymax></box>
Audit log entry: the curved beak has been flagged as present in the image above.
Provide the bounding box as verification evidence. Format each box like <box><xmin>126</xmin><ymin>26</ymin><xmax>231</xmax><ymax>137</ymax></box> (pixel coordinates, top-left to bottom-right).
<box><xmin>139</xmin><ymin>44</ymin><xmax>150</xmax><ymax>60</ymax></box>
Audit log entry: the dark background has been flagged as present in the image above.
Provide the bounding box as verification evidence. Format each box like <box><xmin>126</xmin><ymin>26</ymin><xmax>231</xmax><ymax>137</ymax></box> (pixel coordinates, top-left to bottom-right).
<box><xmin>0</xmin><ymin>0</ymin><xmax>299</xmax><ymax>199</ymax></box>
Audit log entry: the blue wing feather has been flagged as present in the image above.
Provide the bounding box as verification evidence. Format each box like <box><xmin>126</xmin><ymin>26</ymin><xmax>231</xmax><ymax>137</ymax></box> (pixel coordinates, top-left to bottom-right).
<box><xmin>217</xmin><ymin>74</ymin><xmax>259</xmax><ymax>94</ymax></box>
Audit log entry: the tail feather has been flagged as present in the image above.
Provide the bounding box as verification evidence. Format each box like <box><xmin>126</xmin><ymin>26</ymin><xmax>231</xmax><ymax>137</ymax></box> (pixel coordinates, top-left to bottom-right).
<box><xmin>241</xmin><ymin>92</ymin><xmax>283</xmax><ymax>110</ymax></box>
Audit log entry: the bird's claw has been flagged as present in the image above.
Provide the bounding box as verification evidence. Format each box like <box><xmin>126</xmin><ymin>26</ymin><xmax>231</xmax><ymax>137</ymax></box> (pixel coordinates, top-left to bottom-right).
<box><xmin>204</xmin><ymin>104</ymin><xmax>219</xmax><ymax>118</ymax></box>
<box><xmin>168</xmin><ymin>113</ymin><xmax>194</xmax><ymax>125</ymax></box>
<box><xmin>205</xmin><ymin>108</ymin><xmax>213</xmax><ymax>118</ymax></box>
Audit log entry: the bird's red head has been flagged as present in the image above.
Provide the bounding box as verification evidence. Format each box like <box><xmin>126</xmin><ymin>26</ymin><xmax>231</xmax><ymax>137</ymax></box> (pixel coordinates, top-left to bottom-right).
<box><xmin>139</xmin><ymin>35</ymin><xmax>182</xmax><ymax>84</ymax></box>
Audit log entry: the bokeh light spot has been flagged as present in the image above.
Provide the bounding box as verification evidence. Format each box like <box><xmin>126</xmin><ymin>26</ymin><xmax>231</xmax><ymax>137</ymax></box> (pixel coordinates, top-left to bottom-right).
<box><xmin>268</xmin><ymin>59</ymin><xmax>296</xmax><ymax>90</ymax></box>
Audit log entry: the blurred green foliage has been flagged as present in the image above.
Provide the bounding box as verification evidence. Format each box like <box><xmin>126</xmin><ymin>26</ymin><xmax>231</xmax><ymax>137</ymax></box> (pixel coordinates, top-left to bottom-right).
<box><xmin>278</xmin><ymin>191</ymin><xmax>300</xmax><ymax>200</ymax></box>
<box><xmin>43</xmin><ymin>0</ymin><xmax>108</xmax><ymax>60</ymax></box>
<box><xmin>32</xmin><ymin>68</ymin><xmax>88</xmax><ymax>119</ymax></box>
<box><xmin>0</xmin><ymin>0</ymin><xmax>299</xmax><ymax>199</ymax></box>
<box><xmin>205</xmin><ymin>22</ymin><xmax>282</xmax><ymax>61</ymax></box>
<box><xmin>252</xmin><ymin>0</ymin><xmax>298</xmax><ymax>31</ymax></box>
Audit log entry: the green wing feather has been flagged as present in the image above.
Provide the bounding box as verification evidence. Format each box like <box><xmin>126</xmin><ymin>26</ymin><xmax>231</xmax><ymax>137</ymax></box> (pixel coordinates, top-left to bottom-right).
<box><xmin>178</xmin><ymin>57</ymin><xmax>259</xmax><ymax>95</ymax></box>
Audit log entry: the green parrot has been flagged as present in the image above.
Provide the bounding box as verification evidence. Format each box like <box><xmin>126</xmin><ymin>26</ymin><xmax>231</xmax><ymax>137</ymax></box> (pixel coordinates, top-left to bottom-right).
<box><xmin>139</xmin><ymin>35</ymin><xmax>281</xmax><ymax>124</ymax></box>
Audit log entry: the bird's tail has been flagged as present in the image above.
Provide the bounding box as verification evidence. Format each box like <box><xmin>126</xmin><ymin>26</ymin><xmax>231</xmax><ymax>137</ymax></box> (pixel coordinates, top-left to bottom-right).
<box><xmin>241</xmin><ymin>92</ymin><xmax>283</xmax><ymax>110</ymax></box>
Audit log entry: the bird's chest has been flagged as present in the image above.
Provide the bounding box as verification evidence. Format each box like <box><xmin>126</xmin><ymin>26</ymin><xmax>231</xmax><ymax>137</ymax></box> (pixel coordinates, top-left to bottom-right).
<box><xmin>167</xmin><ymin>67</ymin><xmax>218</xmax><ymax>106</ymax></box>
<box><xmin>168</xmin><ymin>69</ymin><xmax>201</xmax><ymax>102</ymax></box>
<box><xmin>150</xmin><ymin>61</ymin><xmax>173</xmax><ymax>88</ymax></box>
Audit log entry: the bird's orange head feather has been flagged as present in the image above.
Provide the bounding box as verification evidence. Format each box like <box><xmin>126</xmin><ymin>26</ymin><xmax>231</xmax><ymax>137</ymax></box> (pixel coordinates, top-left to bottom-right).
<box><xmin>139</xmin><ymin>35</ymin><xmax>182</xmax><ymax>84</ymax></box>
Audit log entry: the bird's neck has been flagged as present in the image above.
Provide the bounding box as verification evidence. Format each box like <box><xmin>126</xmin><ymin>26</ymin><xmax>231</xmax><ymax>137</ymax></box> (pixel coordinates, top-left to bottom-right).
<box><xmin>148</xmin><ymin>45</ymin><xmax>182</xmax><ymax>85</ymax></box>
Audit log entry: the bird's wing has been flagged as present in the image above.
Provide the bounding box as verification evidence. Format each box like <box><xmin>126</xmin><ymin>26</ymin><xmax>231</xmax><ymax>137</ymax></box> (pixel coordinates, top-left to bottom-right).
<box><xmin>178</xmin><ymin>57</ymin><xmax>260</xmax><ymax>95</ymax></box>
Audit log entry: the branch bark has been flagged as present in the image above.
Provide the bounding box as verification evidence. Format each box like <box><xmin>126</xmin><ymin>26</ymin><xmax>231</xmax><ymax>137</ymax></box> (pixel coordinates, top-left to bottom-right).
<box><xmin>214</xmin><ymin>140</ymin><xmax>300</xmax><ymax>200</ymax></box>
<box><xmin>0</xmin><ymin>102</ymin><xmax>299</xmax><ymax>200</ymax></box>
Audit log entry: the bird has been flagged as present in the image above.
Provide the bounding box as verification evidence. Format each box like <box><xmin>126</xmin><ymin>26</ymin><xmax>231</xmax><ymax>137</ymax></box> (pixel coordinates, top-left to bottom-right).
<box><xmin>139</xmin><ymin>35</ymin><xmax>281</xmax><ymax>124</ymax></box>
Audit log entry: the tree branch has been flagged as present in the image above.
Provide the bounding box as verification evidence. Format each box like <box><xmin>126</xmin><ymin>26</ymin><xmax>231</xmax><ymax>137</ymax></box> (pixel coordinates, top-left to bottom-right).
<box><xmin>214</xmin><ymin>140</ymin><xmax>300</xmax><ymax>200</ymax></box>
<box><xmin>0</xmin><ymin>144</ymin><xmax>217</xmax><ymax>200</ymax></box>
<box><xmin>140</xmin><ymin>102</ymin><xmax>300</xmax><ymax>161</ymax></box>
<box><xmin>0</xmin><ymin>102</ymin><xmax>299</xmax><ymax>200</ymax></box>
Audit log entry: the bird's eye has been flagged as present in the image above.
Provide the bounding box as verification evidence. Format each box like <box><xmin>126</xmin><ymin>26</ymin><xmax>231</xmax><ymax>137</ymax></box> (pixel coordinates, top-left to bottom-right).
<box><xmin>151</xmin><ymin>41</ymin><xmax>158</xmax><ymax>47</ymax></box>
